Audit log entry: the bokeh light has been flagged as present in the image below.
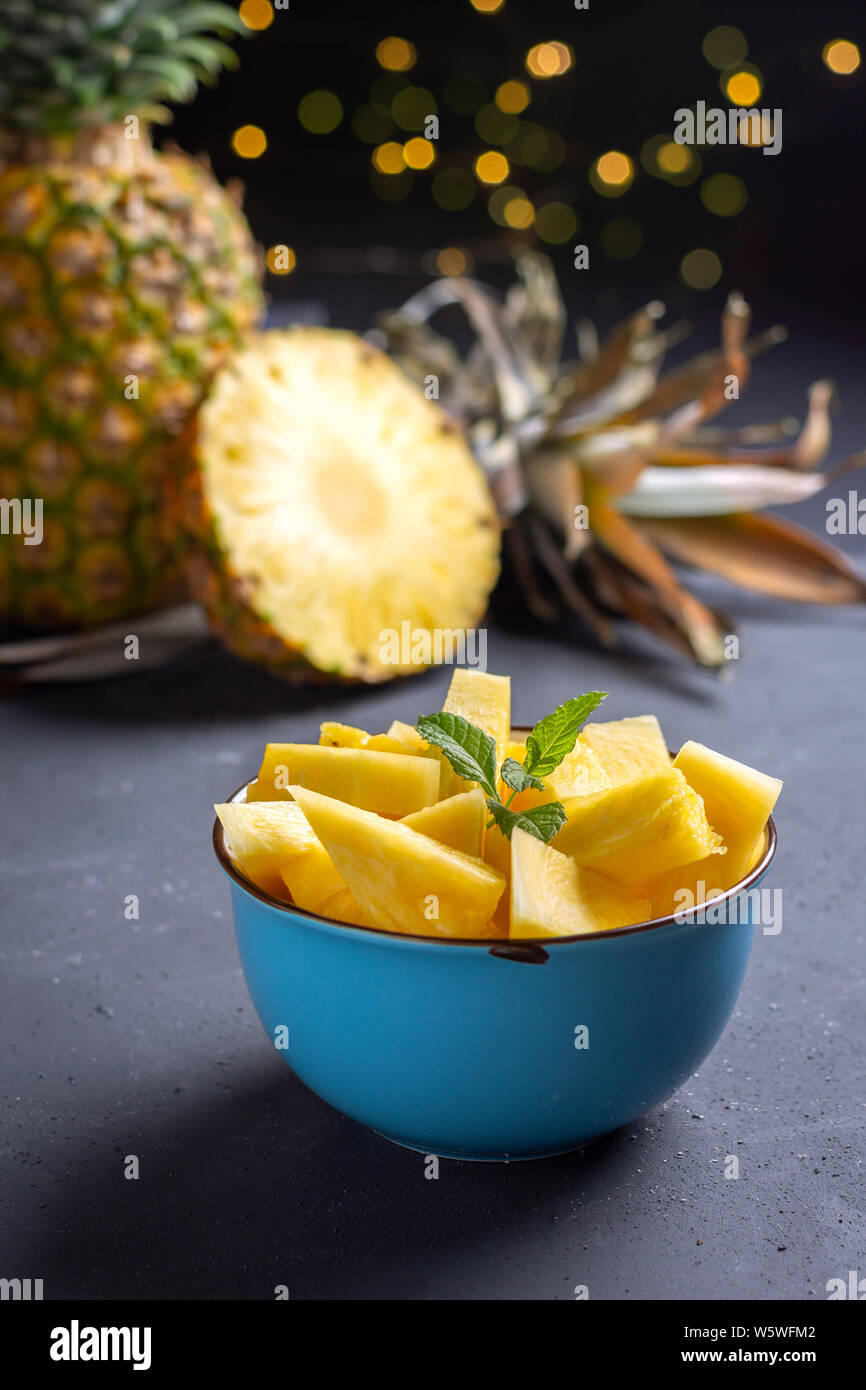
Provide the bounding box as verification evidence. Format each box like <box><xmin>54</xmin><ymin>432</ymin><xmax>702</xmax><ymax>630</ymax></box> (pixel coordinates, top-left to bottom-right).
<box><xmin>475</xmin><ymin>150</ymin><xmax>510</xmax><ymax>183</ymax></box>
<box><xmin>239</xmin><ymin>0</ymin><xmax>273</xmax><ymax>31</ymax></box>
<box><xmin>591</xmin><ymin>150</ymin><xmax>634</xmax><ymax>195</ymax></box>
<box><xmin>403</xmin><ymin>137</ymin><xmax>435</xmax><ymax>169</ymax></box>
<box><xmin>657</xmin><ymin>141</ymin><xmax>690</xmax><ymax>175</ymax></box>
<box><xmin>391</xmin><ymin>86</ymin><xmax>436</xmax><ymax>131</ymax></box>
<box><xmin>375</xmin><ymin>36</ymin><xmax>417</xmax><ymax>72</ymax></box>
<box><xmin>470</xmin><ymin>0</ymin><xmax>505</xmax><ymax>13</ymax></box>
<box><xmin>475</xmin><ymin>103</ymin><xmax>520</xmax><ymax>144</ymax></box>
<box><xmin>297</xmin><ymin>91</ymin><xmax>343</xmax><ymax>134</ymax></box>
<box><xmin>372</xmin><ymin>141</ymin><xmax>405</xmax><ymax>174</ymax></box>
<box><xmin>600</xmin><ymin>217</ymin><xmax>644</xmax><ymax>259</ymax></box>
<box><xmin>724</xmin><ymin>69</ymin><xmax>762</xmax><ymax>105</ymax></box>
<box><xmin>436</xmin><ymin>247</ymin><xmax>469</xmax><ymax>276</ymax></box>
<box><xmin>352</xmin><ymin>104</ymin><xmax>392</xmax><ymax>143</ymax></box>
<box><xmin>266</xmin><ymin>244</ymin><xmax>296</xmax><ymax>275</ymax></box>
<box><xmin>700</xmin><ymin>173</ymin><xmax>748</xmax><ymax>217</ymax></box>
<box><xmin>702</xmin><ymin>26</ymin><xmax>747</xmax><ymax>69</ymax></box>
<box><xmin>823</xmin><ymin>40</ymin><xmax>860</xmax><ymax>74</ymax></box>
<box><xmin>641</xmin><ymin>134</ymin><xmax>700</xmax><ymax>183</ymax></box>
<box><xmin>432</xmin><ymin>168</ymin><xmax>476</xmax><ymax>210</ymax></box>
<box><xmin>231</xmin><ymin>124</ymin><xmax>267</xmax><ymax>158</ymax></box>
<box><xmin>680</xmin><ymin>248</ymin><xmax>722</xmax><ymax>290</ymax></box>
<box><xmin>526</xmin><ymin>42</ymin><xmax>574</xmax><ymax>78</ymax></box>
<box><xmin>495</xmin><ymin>80</ymin><xmax>531</xmax><ymax>114</ymax></box>
<box><xmin>504</xmin><ymin>195</ymin><xmax>534</xmax><ymax>228</ymax></box>
<box><xmin>534</xmin><ymin>201</ymin><xmax>578</xmax><ymax>244</ymax></box>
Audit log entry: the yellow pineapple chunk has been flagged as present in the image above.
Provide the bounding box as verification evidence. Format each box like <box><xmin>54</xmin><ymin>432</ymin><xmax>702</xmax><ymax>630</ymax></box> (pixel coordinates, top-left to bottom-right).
<box><xmin>483</xmin><ymin>823</ymin><xmax>512</xmax><ymax>934</ymax></box>
<box><xmin>402</xmin><ymin>788</ymin><xmax>486</xmax><ymax>857</ymax></box>
<box><xmin>511</xmin><ymin>828</ymin><xmax>651</xmax><ymax>938</ymax></box>
<box><xmin>580</xmin><ymin>714</ymin><xmax>670</xmax><ymax>787</ymax></box>
<box><xmin>216</xmin><ymin>800</ymin><xmax>365</xmax><ymax>923</ymax></box>
<box><xmin>442</xmin><ymin>668</ymin><xmax>511</xmax><ymax>764</ymax></box>
<box><xmin>497</xmin><ymin>737</ymin><xmax>611</xmax><ymax>810</ymax></box>
<box><xmin>291</xmin><ymin>786</ymin><xmax>505</xmax><ymax>937</ymax></box>
<box><xmin>215</xmin><ymin>801</ymin><xmax>297</xmax><ymax>900</ymax></box>
<box><xmin>319</xmin><ymin>721</ymin><xmax>414</xmax><ymax>754</ymax></box>
<box><xmin>553</xmin><ymin>767</ymin><xmax>723</xmax><ymax>887</ymax></box>
<box><xmin>639</xmin><ymin>743</ymin><xmax>781</xmax><ymax>916</ymax></box>
<box><xmin>248</xmin><ymin>743</ymin><xmax>439</xmax><ymax>815</ymax></box>
<box><xmin>386</xmin><ymin>720</ymin><xmax>428</xmax><ymax>751</ymax></box>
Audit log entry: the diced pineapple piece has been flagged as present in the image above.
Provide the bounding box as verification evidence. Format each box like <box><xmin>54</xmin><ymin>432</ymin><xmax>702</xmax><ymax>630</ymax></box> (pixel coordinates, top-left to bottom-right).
<box><xmin>215</xmin><ymin>801</ymin><xmax>296</xmax><ymax>900</ymax></box>
<box><xmin>497</xmin><ymin>737</ymin><xmax>611</xmax><ymax>810</ymax></box>
<box><xmin>291</xmin><ymin>786</ymin><xmax>505</xmax><ymax>937</ymax></box>
<box><xmin>402</xmin><ymin>788</ymin><xmax>486</xmax><ymax>857</ymax></box>
<box><xmin>386</xmin><ymin>720</ymin><xmax>428</xmax><ymax>751</ymax></box>
<box><xmin>639</xmin><ymin>743</ymin><xmax>781</xmax><ymax>916</ymax></box>
<box><xmin>580</xmin><ymin>714</ymin><xmax>670</xmax><ymax>787</ymax></box>
<box><xmin>216</xmin><ymin>800</ymin><xmax>366</xmax><ymax>923</ymax></box>
<box><xmin>248</xmin><ymin>743</ymin><xmax>439</xmax><ymax>815</ymax></box>
<box><xmin>553</xmin><ymin>767</ymin><xmax>723</xmax><ymax>887</ymax></box>
<box><xmin>511</xmin><ymin>828</ymin><xmax>651</xmax><ymax>938</ymax></box>
<box><xmin>483</xmin><ymin>822</ymin><xmax>512</xmax><ymax>934</ymax></box>
<box><xmin>442</xmin><ymin>668</ymin><xmax>511</xmax><ymax>765</ymax></box>
<box><xmin>319</xmin><ymin>721</ymin><xmax>414</xmax><ymax>754</ymax></box>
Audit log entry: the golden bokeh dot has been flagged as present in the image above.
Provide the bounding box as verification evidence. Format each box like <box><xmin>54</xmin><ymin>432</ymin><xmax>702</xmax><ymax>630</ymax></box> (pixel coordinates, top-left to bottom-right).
<box><xmin>391</xmin><ymin>86</ymin><xmax>436</xmax><ymax>131</ymax></box>
<box><xmin>823</xmin><ymin>40</ymin><xmax>860</xmax><ymax>74</ymax></box>
<box><xmin>592</xmin><ymin>150</ymin><xmax>634</xmax><ymax>195</ymax></box>
<box><xmin>724</xmin><ymin>70</ymin><xmax>762</xmax><ymax>105</ymax></box>
<box><xmin>432</xmin><ymin>168</ymin><xmax>476</xmax><ymax>210</ymax></box>
<box><xmin>504</xmin><ymin>196</ymin><xmax>534</xmax><ymax>229</ymax></box>
<box><xmin>297</xmin><ymin>90</ymin><xmax>343</xmax><ymax>134</ymax></box>
<box><xmin>702</xmin><ymin>25</ymin><xmax>747</xmax><ymax>70</ymax></box>
<box><xmin>700</xmin><ymin>173</ymin><xmax>748</xmax><ymax>217</ymax></box>
<box><xmin>475</xmin><ymin>150</ymin><xmax>510</xmax><ymax>183</ymax></box>
<box><xmin>375</xmin><ymin>36</ymin><xmax>417</xmax><ymax>72</ymax></box>
<box><xmin>680</xmin><ymin>248</ymin><xmax>722</xmax><ymax>290</ymax></box>
<box><xmin>231</xmin><ymin>124</ymin><xmax>267</xmax><ymax>158</ymax></box>
<box><xmin>657</xmin><ymin>141</ymin><xmax>691</xmax><ymax>175</ymax></box>
<box><xmin>239</xmin><ymin>0</ymin><xmax>274</xmax><ymax>32</ymax></box>
<box><xmin>436</xmin><ymin>247</ymin><xmax>469</xmax><ymax>276</ymax></box>
<box><xmin>526</xmin><ymin>42</ymin><xmax>573</xmax><ymax>78</ymax></box>
<box><xmin>470</xmin><ymin>0</ymin><xmax>505</xmax><ymax>12</ymax></box>
<box><xmin>403</xmin><ymin>136</ymin><xmax>435</xmax><ymax>169</ymax></box>
<box><xmin>372</xmin><ymin>141</ymin><xmax>405</xmax><ymax>174</ymax></box>
<box><xmin>495</xmin><ymin>80</ymin><xmax>531</xmax><ymax>114</ymax></box>
<box><xmin>534</xmin><ymin>201</ymin><xmax>577</xmax><ymax>244</ymax></box>
<box><xmin>266</xmin><ymin>244</ymin><xmax>296</xmax><ymax>275</ymax></box>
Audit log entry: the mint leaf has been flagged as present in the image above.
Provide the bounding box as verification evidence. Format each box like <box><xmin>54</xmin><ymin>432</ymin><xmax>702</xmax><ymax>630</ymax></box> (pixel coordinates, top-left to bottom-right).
<box><xmin>416</xmin><ymin>713</ymin><xmax>497</xmax><ymax>798</ymax></box>
<box><xmin>524</xmin><ymin>692</ymin><xmax>608</xmax><ymax>778</ymax></box>
<box><xmin>500</xmin><ymin>756</ymin><xmax>546</xmax><ymax>796</ymax></box>
<box><xmin>486</xmin><ymin>797</ymin><xmax>567</xmax><ymax>843</ymax></box>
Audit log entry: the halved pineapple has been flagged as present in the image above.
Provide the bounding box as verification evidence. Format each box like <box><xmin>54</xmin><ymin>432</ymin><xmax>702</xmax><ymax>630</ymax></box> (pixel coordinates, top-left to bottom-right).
<box><xmin>639</xmin><ymin>742</ymin><xmax>782</xmax><ymax>916</ymax></box>
<box><xmin>580</xmin><ymin>715</ymin><xmax>670</xmax><ymax>787</ymax></box>
<box><xmin>248</xmin><ymin>743</ymin><xmax>439</xmax><ymax>816</ymax></box>
<box><xmin>553</xmin><ymin>767</ymin><xmax>723</xmax><ymax>887</ymax></box>
<box><xmin>402</xmin><ymin>788</ymin><xmax>487</xmax><ymax>857</ymax></box>
<box><xmin>185</xmin><ymin>327</ymin><xmax>500</xmax><ymax>682</ymax></box>
<box><xmin>511</xmin><ymin>828</ymin><xmax>651</xmax><ymax>938</ymax></box>
<box><xmin>291</xmin><ymin>786</ymin><xmax>505</xmax><ymax>937</ymax></box>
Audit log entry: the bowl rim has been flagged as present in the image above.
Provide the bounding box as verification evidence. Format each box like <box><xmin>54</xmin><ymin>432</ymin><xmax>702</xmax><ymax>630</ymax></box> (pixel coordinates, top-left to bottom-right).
<box><xmin>212</xmin><ymin>753</ymin><xmax>778</xmax><ymax>948</ymax></box>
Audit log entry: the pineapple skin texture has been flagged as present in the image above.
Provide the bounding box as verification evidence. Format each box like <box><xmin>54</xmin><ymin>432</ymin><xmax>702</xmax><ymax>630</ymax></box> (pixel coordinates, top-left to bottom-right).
<box><xmin>0</xmin><ymin>139</ymin><xmax>264</xmax><ymax>628</ymax></box>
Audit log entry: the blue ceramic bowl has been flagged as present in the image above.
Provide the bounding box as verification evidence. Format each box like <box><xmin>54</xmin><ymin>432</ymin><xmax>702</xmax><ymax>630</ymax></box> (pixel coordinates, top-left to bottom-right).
<box><xmin>214</xmin><ymin>775</ymin><xmax>776</xmax><ymax>1161</ymax></box>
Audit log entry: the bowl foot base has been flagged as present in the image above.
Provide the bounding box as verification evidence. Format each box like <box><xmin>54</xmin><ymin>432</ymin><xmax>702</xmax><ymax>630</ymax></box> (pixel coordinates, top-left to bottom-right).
<box><xmin>372</xmin><ymin>1129</ymin><xmax>608</xmax><ymax>1163</ymax></box>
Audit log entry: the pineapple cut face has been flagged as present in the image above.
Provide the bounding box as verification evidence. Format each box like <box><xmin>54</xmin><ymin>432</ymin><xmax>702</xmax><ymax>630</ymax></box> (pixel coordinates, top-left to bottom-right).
<box><xmin>496</xmin><ymin>737</ymin><xmax>611</xmax><ymax>811</ymax></box>
<box><xmin>248</xmin><ymin>743</ymin><xmax>440</xmax><ymax>816</ymax></box>
<box><xmin>318</xmin><ymin>721</ymin><xmax>410</xmax><ymax>754</ymax></box>
<box><xmin>553</xmin><ymin>767</ymin><xmax>724</xmax><ymax>887</ymax></box>
<box><xmin>442</xmin><ymin>669</ymin><xmax>511</xmax><ymax>761</ymax></box>
<box><xmin>193</xmin><ymin>328</ymin><xmax>499</xmax><ymax>680</ymax></box>
<box><xmin>401</xmin><ymin>788</ymin><xmax>487</xmax><ymax>857</ymax></box>
<box><xmin>580</xmin><ymin>715</ymin><xmax>671</xmax><ymax>787</ymax></box>
<box><xmin>291</xmin><ymin>786</ymin><xmax>505</xmax><ymax>937</ymax></box>
<box><xmin>638</xmin><ymin>742</ymin><xmax>781</xmax><ymax>917</ymax></box>
<box><xmin>510</xmin><ymin>828</ymin><xmax>651</xmax><ymax>938</ymax></box>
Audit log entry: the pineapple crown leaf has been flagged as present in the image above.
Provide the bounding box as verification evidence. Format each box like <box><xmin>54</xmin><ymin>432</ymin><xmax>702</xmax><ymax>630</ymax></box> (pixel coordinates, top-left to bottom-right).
<box><xmin>0</xmin><ymin>0</ymin><xmax>248</xmax><ymax>131</ymax></box>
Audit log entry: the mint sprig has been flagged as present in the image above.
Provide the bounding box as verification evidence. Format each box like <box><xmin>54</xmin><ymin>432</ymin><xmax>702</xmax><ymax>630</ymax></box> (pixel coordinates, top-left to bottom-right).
<box><xmin>416</xmin><ymin>688</ymin><xmax>607</xmax><ymax>843</ymax></box>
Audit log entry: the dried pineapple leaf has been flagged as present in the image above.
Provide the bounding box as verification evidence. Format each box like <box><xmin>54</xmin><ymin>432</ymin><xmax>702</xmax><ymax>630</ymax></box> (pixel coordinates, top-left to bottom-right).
<box><xmin>619</xmin><ymin>465</ymin><xmax>828</xmax><ymax>518</ymax></box>
<box><xmin>639</xmin><ymin>513</ymin><xmax>866</xmax><ymax>604</ymax></box>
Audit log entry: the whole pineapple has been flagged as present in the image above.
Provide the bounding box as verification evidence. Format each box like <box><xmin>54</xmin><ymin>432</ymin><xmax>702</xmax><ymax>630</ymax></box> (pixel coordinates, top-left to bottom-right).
<box><xmin>0</xmin><ymin>0</ymin><xmax>264</xmax><ymax>629</ymax></box>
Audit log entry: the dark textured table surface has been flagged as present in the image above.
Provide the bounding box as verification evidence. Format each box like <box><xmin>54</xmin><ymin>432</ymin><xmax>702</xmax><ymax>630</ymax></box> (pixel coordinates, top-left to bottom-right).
<box><xmin>1</xmin><ymin>324</ymin><xmax>864</xmax><ymax>1302</ymax></box>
